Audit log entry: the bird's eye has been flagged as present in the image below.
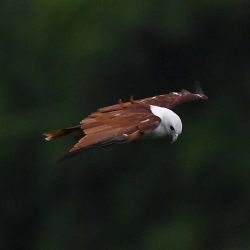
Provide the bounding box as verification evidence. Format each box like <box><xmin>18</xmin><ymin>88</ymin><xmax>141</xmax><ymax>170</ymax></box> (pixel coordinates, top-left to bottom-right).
<box><xmin>170</xmin><ymin>125</ymin><xmax>175</xmax><ymax>131</ymax></box>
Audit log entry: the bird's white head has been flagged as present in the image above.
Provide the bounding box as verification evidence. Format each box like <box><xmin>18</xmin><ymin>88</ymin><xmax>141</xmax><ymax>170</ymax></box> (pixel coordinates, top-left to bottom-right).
<box><xmin>164</xmin><ymin>109</ymin><xmax>182</xmax><ymax>142</ymax></box>
<box><xmin>150</xmin><ymin>105</ymin><xmax>182</xmax><ymax>142</ymax></box>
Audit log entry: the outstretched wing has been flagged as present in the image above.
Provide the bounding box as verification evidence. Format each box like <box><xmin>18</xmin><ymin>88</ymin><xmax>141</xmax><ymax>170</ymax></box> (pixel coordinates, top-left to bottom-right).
<box><xmin>67</xmin><ymin>103</ymin><xmax>161</xmax><ymax>157</ymax></box>
<box><xmin>98</xmin><ymin>90</ymin><xmax>208</xmax><ymax>112</ymax></box>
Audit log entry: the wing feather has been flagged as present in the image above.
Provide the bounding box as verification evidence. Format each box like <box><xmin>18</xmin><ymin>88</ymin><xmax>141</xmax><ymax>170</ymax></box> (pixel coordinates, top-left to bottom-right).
<box><xmin>99</xmin><ymin>90</ymin><xmax>207</xmax><ymax>112</ymax></box>
<box><xmin>67</xmin><ymin>104</ymin><xmax>161</xmax><ymax>155</ymax></box>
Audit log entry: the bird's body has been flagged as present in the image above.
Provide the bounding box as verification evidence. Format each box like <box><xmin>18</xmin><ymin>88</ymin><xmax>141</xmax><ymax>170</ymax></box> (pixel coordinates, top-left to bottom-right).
<box><xmin>43</xmin><ymin>90</ymin><xmax>207</xmax><ymax>159</ymax></box>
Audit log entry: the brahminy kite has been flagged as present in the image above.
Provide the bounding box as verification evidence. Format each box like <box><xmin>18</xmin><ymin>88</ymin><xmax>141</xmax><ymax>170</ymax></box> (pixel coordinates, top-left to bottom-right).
<box><xmin>43</xmin><ymin>90</ymin><xmax>207</xmax><ymax>159</ymax></box>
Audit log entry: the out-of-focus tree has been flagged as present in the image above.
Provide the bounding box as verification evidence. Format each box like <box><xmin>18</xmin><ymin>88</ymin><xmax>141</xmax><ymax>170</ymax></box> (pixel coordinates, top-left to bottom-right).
<box><xmin>0</xmin><ymin>1</ymin><xmax>250</xmax><ymax>250</ymax></box>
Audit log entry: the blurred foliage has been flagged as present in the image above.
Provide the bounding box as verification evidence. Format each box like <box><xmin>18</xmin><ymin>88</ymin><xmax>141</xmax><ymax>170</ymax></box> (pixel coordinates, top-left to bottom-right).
<box><xmin>1</xmin><ymin>0</ymin><xmax>250</xmax><ymax>249</ymax></box>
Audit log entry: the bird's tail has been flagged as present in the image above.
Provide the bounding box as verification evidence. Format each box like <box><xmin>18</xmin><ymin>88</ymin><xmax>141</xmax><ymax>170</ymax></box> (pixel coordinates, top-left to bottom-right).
<box><xmin>43</xmin><ymin>125</ymin><xmax>81</xmax><ymax>141</ymax></box>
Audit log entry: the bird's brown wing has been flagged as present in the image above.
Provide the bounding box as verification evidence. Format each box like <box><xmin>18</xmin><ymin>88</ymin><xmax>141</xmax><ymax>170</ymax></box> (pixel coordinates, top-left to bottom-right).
<box><xmin>98</xmin><ymin>89</ymin><xmax>208</xmax><ymax>112</ymax></box>
<box><xmin>67</xmin><ymin>103</ymin><xmax>161</xmax><ymax>156</ymax></box>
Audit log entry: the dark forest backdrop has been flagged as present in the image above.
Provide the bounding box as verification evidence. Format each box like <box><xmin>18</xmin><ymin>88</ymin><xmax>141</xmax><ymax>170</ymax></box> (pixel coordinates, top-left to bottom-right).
<box><xmin>1</xmin><ymin>1</ymin><xmax>250</xmax><ymax>249</ymax></box>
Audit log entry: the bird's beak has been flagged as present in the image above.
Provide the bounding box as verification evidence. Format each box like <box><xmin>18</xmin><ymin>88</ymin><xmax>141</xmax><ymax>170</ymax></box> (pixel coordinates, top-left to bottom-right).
<box><xmin>171</xmin><ymin>133</ymin><xmax>178</xmax><ymax>143</ymax></box>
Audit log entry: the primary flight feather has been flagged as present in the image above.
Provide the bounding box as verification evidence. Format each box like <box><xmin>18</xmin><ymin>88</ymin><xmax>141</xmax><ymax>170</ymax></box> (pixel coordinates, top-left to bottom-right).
<box><xmin>43</xmin><ymin>90</ymin><xmax>207</xmax><ymax>159</ymax></box>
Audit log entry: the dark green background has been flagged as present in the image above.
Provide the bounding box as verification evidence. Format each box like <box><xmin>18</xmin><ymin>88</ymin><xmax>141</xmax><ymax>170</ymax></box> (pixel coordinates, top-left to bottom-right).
<box><xmin>1</xmin><ymin>1</ymin><xmax>250</xmax><ymax>249</ymax></box>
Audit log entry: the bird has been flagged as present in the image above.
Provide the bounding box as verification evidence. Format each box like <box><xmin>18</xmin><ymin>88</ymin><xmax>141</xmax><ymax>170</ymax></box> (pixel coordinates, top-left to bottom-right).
<box><xmin>43</xmin><ymin>89</ymin><xmax>207</xmax><ymax>160</ymax></box>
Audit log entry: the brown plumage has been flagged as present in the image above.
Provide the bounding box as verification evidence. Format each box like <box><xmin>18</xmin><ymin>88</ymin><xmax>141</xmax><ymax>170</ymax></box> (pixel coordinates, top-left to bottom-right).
<box><xmin>43</xmin><ymin>90</ymin><xmax>207</xmax><ymax>160</ymax></box>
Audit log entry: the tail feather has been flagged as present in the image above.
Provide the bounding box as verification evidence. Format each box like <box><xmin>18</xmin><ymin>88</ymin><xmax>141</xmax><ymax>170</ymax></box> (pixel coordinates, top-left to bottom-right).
<box><xmin>43</xmin><ymin>125</ymin><xmax>81</xmax><ymax>141</ymax></box>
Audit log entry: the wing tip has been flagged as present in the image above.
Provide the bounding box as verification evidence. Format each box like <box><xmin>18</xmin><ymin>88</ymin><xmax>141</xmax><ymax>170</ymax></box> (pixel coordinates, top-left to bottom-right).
<box><xmin>194</xmin><ymin>82</ymin><xmax>208</xmax><ymax>100</ymax></box>
<box><xmin>179</xmin><ymin>85</ymin><xmax>208</xmax><ymax>100</ymax></box>
<box><xmin>194</xmin><ymin>93</ymin><xmax>208</xmax><ymax>100</ymax></box>
<box><xmin>176</xmin><ymin>89</ymin><xmax>208</xmax><ymax>100</ymax></box>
